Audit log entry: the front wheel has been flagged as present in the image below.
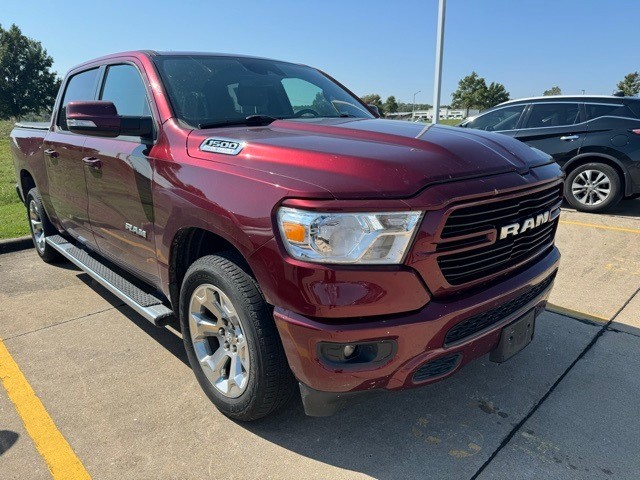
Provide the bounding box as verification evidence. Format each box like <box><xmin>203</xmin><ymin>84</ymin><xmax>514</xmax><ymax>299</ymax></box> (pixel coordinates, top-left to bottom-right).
<box><xmin>26</xmin><ymin>188</ymin><xmax>61</xmax><ymax>263</ymax></box>
<box><xmin>564</xmin><ymin>163</ymin><xmax>623</xmax><ymax>213</ymax></box>
<box><xmin>179</xmin><ymin>253</ymin><xmax>296</xmax><ymax>421</ymax></box>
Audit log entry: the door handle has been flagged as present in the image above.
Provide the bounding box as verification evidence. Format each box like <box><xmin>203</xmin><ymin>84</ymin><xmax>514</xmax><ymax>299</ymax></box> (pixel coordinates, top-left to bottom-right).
<box><xmin>560</xmin><ymin>135</ymin><xmax>579</xmax><ymax>141</ymax></box>
<box><xmin>82</xmin><ymin>157</ymin><xmax>102</xmax><ymax>170</ymax></box>
<box><xmin>44</xmin><ymin>149</ymin><xmax>59</xmax><ymax>158</ymax></box>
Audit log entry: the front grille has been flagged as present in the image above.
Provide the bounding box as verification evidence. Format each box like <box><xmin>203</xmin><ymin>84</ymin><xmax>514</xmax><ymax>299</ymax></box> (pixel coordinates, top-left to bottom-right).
<box><xmin>441</xmin><ymin>183</ymin><xmax>563</xmax><ymax>239</ymax></box>
<box><xmin>437</xmin><ymin>183</ymin><xmax>562</xmax><ymax>285</ymax></box>
<box><xmin>413</xmin><ymin>354</ymin><xmax>461</xmax><ymax>383</ymax></box>
<box><xmin>444</xmin><ymin>272</ymin><xmax>556</xmax><ymax>346</ymax></box>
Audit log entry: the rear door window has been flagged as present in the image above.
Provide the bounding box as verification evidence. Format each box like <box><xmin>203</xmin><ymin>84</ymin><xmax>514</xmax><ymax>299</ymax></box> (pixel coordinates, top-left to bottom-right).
<box><xmin>524</xmin><ymin>103</ymin><xmax>580</xmax><ymax>128</ymax></box>
<box><xmin>58</xmin><ymin>68</ymin><xmax>100</xmax><ymax>130</ymax></box>
<box><xmin>100</xmin><ymin>64</ymin><xmax>151</xmax><ymax>117</ymax></box>
<box><xmin>466</xmin><ymin>105</ymin><xmax>526</xmax><ymax>131</ymax></box>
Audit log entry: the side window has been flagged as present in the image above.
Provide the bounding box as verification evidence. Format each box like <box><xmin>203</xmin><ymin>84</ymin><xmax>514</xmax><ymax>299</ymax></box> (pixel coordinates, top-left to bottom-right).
<box><xmin>467</xmin><ymin>105</ymin><xmax>525</xmax><ymax>132</ymax></box>
<box><xmin>525</xmin><ymin>103</ymin><xmax>580</xmax><ymax>128</ymax></box>
<box><xmin>58</xmin><ymin>68</ymin><xmax>100</xmax><ymax>130</ymax></box>
<box><xmin>100</xmin><ymin>64</ymin><xmax>151</xmax><ymax>117</ymax></box>
<box><xmin>281</xmin><ymin>78</ymin><xmax>336</xmax><ymax>116</ymax></box>
<box><xmin>585</xmin><ymin>103</ymin><xmax>632</xmax><ymax>120</ymax></box>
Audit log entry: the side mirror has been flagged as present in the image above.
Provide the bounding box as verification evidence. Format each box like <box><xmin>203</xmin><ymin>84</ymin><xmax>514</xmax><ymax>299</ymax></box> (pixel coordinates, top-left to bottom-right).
<box><xmin>367</xmin><ymin>104</ymin><xmax>380</xmax><ymax>116</ymax></box>
<box><xmin>66</xmin><ymin>101</ymin><xmax>153</xmax><ymax>138</ymax></box>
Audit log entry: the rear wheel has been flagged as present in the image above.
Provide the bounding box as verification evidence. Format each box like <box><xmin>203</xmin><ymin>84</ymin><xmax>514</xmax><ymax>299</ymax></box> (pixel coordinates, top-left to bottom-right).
<box><xmin>564</xmin><ymin>163</ymin><xmax>623</xmax><ymax>212</ymax></box>
<box><xmin>179</xmin><ymin>253</ymin><xmax>296</xmax><ymax>421</ymax></box>
<box><xmin>26</xmin><ymin>188</ymin><xmax>61</xmax><ymax>263</ymax></box>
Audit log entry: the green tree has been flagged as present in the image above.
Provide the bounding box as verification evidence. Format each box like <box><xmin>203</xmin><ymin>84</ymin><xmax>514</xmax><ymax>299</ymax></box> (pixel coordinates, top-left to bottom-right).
<box><xmin>616</xmin><ymin>72</ymin><xmax>640</xmax><ymax>96</ymax></box>
<box><xmin>311</xmin><ymin>92</ymin><xmax>336</xmax><ymax>116</ymax></box>
<box><xmin>543</xmin><ymin>86</ymin><xmax>562</xmax><ymax>96</ymax></box>
<box><xmin>0</xmin><ymin>24</ymin><xmax>60</xmax><ymax>119</ymax></box>
<box><xmin>360</xmin><ymin>93</ymin><xmax>384</xmax><ymax>114</ymax></box>
<box><xmin>383</xmin><ymin>95</ymin><xmax>398</xmax><ymax>114</ymax></box>
<box><xmin>451</xmin><ymin>72</ymin><xmax>487</xmax><ymax>116</ymax></box>
<box><xmin>482</xmin><ymin>82</ymin><xmax>510</xmax><ymax>109</ymax></box>
<box><xmin>397</xmin><ymin>101</ymin><xmax>431</xmax><ymax>112</ymax></box>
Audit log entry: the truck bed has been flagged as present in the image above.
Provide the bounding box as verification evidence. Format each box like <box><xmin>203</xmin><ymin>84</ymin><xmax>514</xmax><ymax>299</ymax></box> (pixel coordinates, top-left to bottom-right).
<box><xmin>10</xmin><ymin>123</ymin><xmax>49</xmax><ymax>202</ymax></box>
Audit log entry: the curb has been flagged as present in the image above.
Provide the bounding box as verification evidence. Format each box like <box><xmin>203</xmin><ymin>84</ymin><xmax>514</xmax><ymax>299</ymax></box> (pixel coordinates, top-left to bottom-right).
<box><xmin>0</xmin><ymin>236</ymin><xmax>33</xmax><ymax>255</ymax></box>
<box><xmin>546</xmin><ymin>303</ymin><xmax>608</xmax><ymax>325</ymax></box>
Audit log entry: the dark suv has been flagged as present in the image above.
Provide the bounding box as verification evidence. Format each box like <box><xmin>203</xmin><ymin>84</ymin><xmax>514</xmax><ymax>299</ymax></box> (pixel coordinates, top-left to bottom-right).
<box><xmin>460</xmin><ymin>96</ymin><xmax>640</xmax><ymax>212</ymax></box>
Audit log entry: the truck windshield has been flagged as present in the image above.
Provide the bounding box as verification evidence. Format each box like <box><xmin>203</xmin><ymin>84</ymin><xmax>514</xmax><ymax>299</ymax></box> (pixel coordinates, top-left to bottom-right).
<box><xmin>152</xmin><ymin>55</ymin><xmax>374</xmax><ymax>128</ymax></box>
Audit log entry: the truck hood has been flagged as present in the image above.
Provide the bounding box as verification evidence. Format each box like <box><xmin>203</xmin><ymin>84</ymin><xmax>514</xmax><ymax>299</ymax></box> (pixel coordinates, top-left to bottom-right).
<box><xmin>187</xmin><ymin>118</ymin><xmax>552</xmax><ymax>199</ymax></box>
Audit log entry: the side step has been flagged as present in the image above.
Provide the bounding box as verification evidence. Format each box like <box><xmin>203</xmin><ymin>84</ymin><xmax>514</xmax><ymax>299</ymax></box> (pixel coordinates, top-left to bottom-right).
<box><xmin>46</xmin><ymin>235</ymin><xmax>174</xmax><ymax>326</ymax></box>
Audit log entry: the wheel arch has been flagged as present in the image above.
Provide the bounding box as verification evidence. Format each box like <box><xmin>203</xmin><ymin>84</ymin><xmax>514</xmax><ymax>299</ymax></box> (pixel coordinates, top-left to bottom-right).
<box><xmin>563</xmin><ymin>153</ymin><xmax>632</xmax><ymax>197</ymax></box>
<box><xmin>19</xmin><ymin>169</ymin><xmax>36</xmax><ymax>204</ymax></box>
<box><xmin>168</xmin><ymin>226</ymin><xmax>258</xmax><ymax>315</ymax></box>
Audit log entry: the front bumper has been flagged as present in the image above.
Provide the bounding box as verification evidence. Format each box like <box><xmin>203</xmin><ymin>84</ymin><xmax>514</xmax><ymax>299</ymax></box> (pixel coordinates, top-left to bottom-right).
<box><xmin>274</xmin><ymin>246</ymin><xmax>560</xmax><ymax>415</ymax></box>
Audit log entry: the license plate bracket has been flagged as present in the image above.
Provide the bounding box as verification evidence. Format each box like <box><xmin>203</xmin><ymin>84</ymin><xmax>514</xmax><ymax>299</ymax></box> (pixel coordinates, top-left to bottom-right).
<box><xmin>490</xmin><ymin>309</ymin><xmax>536</xmax><ymax>363</ymax></box>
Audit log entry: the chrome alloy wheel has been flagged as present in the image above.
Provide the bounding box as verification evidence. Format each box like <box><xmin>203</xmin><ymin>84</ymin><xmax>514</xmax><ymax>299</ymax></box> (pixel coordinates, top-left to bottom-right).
<box><xmin>571</xmin><ymin>169</ymin><xmax>611</xmax><ymax>206</ymax></box>
<box><xmin>188</xmin><ymin>284</ymin><xmax>250</xmax><ymax>398</ymax></box>
<box><xmin>29</xmin><ymin>199</ymin><xmax>46</xmax><ymax>253</ymax></box>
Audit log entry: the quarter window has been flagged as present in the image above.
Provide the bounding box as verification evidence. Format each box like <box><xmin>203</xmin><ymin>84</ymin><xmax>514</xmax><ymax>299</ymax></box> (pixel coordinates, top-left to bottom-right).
<box><xmin>58</xmin><ymin>68</ymin><xmax>100</xmax><ymax>130</ymax></box>
<box><xmin>100</xmin><ymin>64</ymin><xmax>151</xmax><ymax>117</ymax></box>
<box><xmin>466</xmin><ymin>105</ymin><xmax>526</xmax><ymax>132</ymax></box>
<box><xmin>525</xmin><ymin>103</ymin><xmax>580</xmax><ymax>128</ymax></box>
<box><xmin>585</xmin><ymin>103</ymin><xmax>633</xmax><ymax>120</ymax></box>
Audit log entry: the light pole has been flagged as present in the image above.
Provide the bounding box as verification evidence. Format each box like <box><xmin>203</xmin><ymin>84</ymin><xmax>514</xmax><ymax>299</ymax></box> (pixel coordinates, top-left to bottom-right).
<box><xmin>412</xmin><ymin>90</ymin><xmax>421</xmax><ymax>120</ymax></box>
<box><xmin>432</xmin><ymin>0</ymin><xmax>446</xmax><ymax>124</ymax></box>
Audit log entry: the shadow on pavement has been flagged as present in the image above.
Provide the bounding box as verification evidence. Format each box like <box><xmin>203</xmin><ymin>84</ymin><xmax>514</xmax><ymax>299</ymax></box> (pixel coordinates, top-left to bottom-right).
<box><xmin>600</xmin><ymin>198</ymin><xmax>640</xmax><ymax>218</ymax></box>
<box><xmin>113</xmin><ymin>303</ymin><xmax>612</xmax><ymax>480</ymax></box>
<box><xmin>563</xmin><ymin>198</ymin><xmax>640</xmax><ymax>218</ymax></box>
<box><xmin>0</xmin><ymin>430</ymin><xmax>19</xmax><ymax>456</ymax></box>
<box><xmin>111</xmin><ymin>303</ymin><xmax>190</xmax><ymax>367</ymax></box>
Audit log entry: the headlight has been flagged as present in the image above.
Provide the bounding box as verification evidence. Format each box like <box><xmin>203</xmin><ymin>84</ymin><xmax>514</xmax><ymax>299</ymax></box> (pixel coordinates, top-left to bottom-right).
<box><xmin>277</xmin><ymin>207</ymin><xmax>423</xmax><ymax>264</ymax></box>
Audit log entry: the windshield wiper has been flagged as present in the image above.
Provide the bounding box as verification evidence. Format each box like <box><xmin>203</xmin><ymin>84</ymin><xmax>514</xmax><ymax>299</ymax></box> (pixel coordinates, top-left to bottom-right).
<box><xmin>198</xmin><ymin>115</ymin><xmax>282</xmax><ymax>129</ymax></box>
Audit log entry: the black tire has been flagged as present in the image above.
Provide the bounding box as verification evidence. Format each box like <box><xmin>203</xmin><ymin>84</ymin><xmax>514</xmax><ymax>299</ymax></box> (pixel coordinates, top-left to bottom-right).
<box><xmin>26</xmin><ymin>188</ymin><xmax>61</xmax><ymax>263</ymax></box>
<box><xmin>564</xmin><ymin>163</ymin><xmax>623</xmax><ymax>213</ymax></box>
<box><xmin>179</xmin><ymin>253</ymin><xmax>296</xmax><ymax>421</ymax></box>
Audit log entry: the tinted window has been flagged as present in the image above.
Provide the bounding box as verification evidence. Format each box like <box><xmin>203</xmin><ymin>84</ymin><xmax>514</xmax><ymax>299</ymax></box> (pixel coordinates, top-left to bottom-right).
<box><xmin>525</xmin><ymin>103</ymin><xmax>580</xmax><ymax>128</ymax></box>
<box><xmin>466</xmin><ymin>105</ymin><xmax>525</xmax><ymax>131</ymax></box>
<box><xmin>152</xmin><ymin>55</ymin><xmax>373</xmax><ymax>127</ymax></box>
<box><xmin>58</xmin><ymin>68</ymin><xmax>100</xmax><ymax>130</ymax></box>
<box><xmin>100</xmin><ymin>64</ymin><xmax>150</xmax><ymax>117</ymax></box>
<box><xmin>280</xmin><ymin>78</ymin><xmax>336</xmax><ymax>116</ymax></box>
<box><xmin>585</xmin><ymin>103</ymin><xmax>634</xmax><ymax>120</ymax></box>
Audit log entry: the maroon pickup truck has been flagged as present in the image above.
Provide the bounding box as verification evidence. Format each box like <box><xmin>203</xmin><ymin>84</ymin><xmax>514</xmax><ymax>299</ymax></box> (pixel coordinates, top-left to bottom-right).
<box><xmin>10</xmin><ymin>51</ymin><xmax>562</xmax><ymax>420</ymax></box>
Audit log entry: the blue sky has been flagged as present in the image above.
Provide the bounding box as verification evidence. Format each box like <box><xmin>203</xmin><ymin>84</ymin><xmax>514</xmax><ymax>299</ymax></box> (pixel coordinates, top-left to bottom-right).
<box><xmin>2</xmin><ymin>0</ymin><xmax>638</xmax><ymax>106</ymax></box>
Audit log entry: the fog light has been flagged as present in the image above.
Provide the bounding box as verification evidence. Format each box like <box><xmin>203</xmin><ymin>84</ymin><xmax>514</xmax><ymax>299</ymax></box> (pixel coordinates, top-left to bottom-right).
<box><xmin>343</xmin><ymin>345</ymin><xmax>356</xmax><ymax>357</ymax></box>
<box><xmin>318</xmin><ymin>340</ymin><xmax>397</xmax><ymax>367</ymax></box>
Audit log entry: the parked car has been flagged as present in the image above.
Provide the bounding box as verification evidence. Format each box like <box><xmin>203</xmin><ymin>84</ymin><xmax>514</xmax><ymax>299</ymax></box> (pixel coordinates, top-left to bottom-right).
<box><xmin>459</xmin><ymin>95</ymin><xmax>640</xmax><ymax>212</ymax></box>
<box><xmin>11</xmin><ymin>51</ymin><xmax>562</xmax><ymax>421</ymax></box>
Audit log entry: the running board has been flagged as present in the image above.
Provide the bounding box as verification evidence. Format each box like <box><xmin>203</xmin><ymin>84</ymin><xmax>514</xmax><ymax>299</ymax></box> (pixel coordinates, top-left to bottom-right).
<box><xmin>46</xmin><ymin>235</ymin><xmax>174</xmax><ymax>326</ymax></box>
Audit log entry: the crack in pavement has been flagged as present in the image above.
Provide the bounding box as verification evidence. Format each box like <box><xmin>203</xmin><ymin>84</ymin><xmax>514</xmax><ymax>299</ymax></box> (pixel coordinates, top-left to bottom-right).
<box><xmin>2</xmin><ymin>304</ymin><xmax>126</xmax><ymax>342</ymax></box>
<box><xmin>470</xmin><ymin>286</ymin><xmax>640</xmax><ymax>480</ymax></box>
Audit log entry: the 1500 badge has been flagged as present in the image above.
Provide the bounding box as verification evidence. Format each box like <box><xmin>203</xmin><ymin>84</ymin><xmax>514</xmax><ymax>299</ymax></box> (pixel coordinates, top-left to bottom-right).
<box><xmin>200</xmin><ymin>137</ymin><xmax>246</xmax><ymax>156</ymax></box>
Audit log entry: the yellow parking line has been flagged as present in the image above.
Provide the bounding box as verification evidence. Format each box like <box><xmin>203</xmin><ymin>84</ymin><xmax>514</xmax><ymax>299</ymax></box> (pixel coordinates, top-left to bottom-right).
<box><xmin>546</xmin><ymin>304</ymin><xmax>609</xmax><ymax>324</ymax></box>
<box><xmin>0</xmin><ymin>338</ymin><xmax>90</xmax><ymax>479</ymax></box>
<box><xmin>559</xmin><ymin>220</ymin><xmax>640</xmax><ymax>234</ymax></box>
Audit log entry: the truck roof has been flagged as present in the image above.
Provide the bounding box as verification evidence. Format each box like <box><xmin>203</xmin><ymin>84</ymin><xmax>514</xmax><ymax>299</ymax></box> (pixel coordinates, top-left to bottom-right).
<box><xmin>69</xmin><ymin>50</ymin><xmax>302</xmax><ymax>72</ymax></box>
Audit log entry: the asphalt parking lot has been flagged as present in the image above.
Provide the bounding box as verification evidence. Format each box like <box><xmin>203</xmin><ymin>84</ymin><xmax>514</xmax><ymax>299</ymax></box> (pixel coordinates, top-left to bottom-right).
<box><xmin>1</xmin><ymin>201</ymin><xmax>639</xmax><ymax>480</ymax></box>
